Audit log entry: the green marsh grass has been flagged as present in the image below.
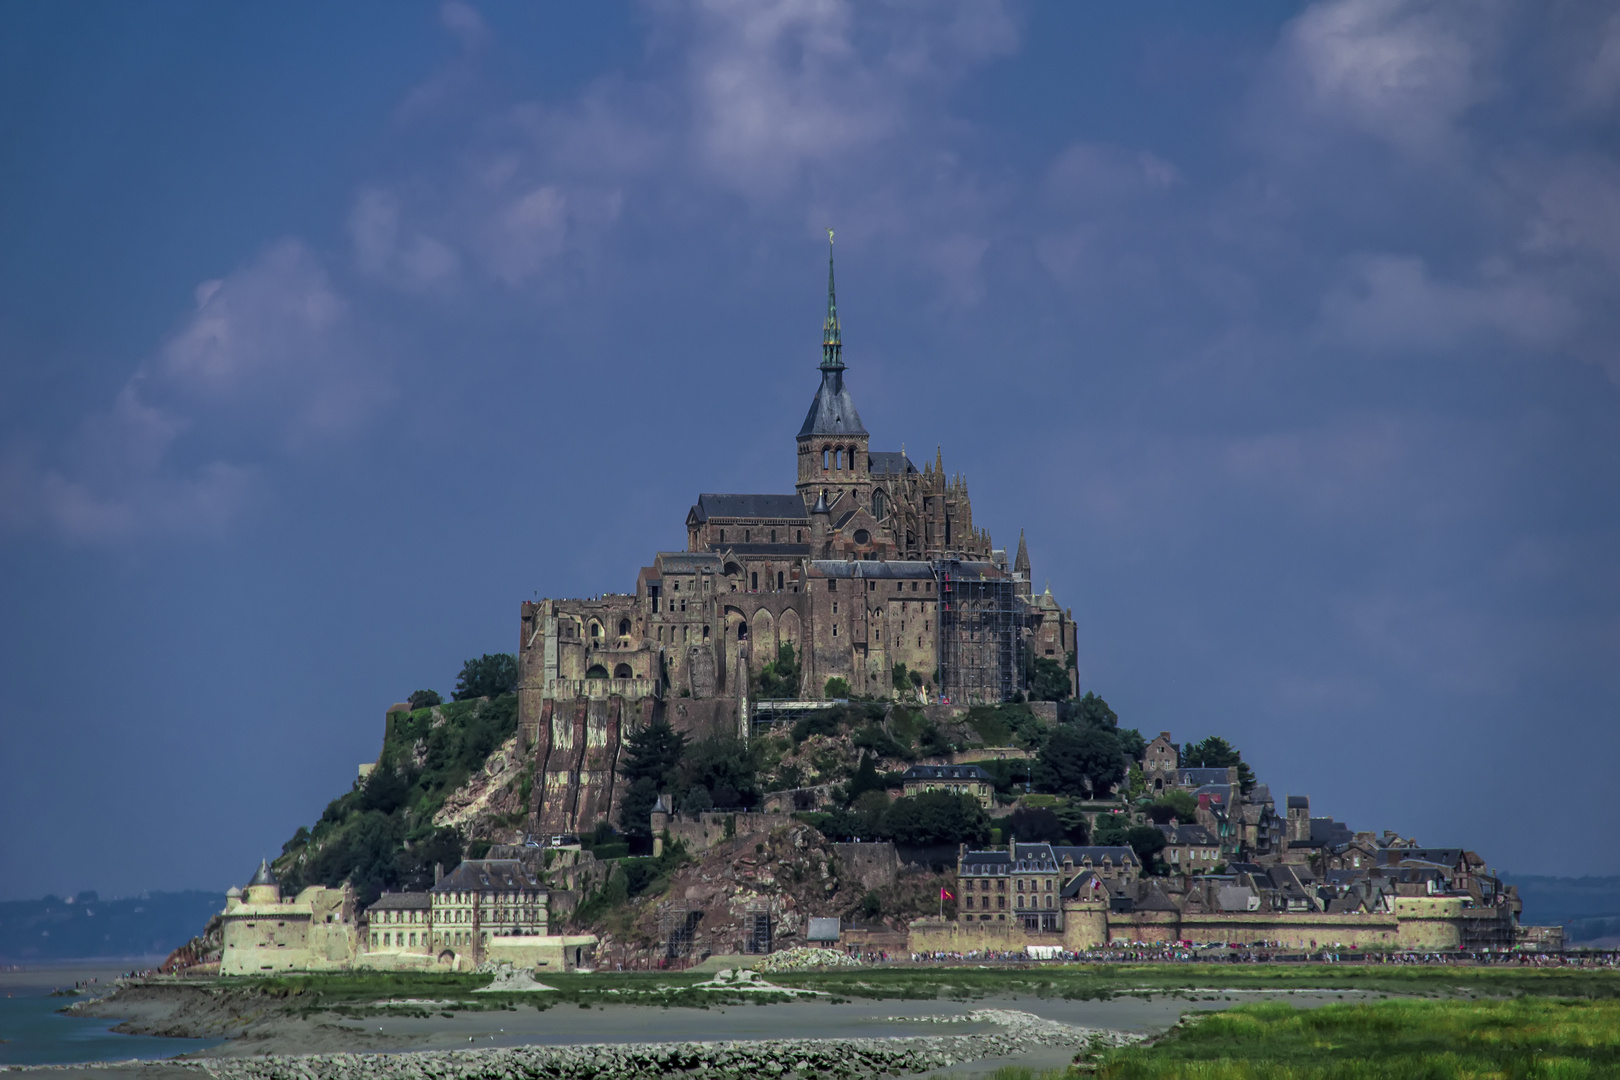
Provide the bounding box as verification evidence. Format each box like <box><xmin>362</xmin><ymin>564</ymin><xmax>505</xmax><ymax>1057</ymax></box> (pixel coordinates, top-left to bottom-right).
<box><xmin>1091</xmin><ymin>997</ymin><xmax>1620</xmax><ymax>1079</ymax></box>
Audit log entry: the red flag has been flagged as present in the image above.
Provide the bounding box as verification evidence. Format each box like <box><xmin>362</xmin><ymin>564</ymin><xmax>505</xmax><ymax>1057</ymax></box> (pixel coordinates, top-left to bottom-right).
<box><xmin>941</xmin><ymin>888</ymin><xmax>954</xmax><ymax>900</ymax></box>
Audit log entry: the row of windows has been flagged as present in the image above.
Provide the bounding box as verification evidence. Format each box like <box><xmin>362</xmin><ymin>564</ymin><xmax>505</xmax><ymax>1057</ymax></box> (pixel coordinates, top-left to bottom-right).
<box><xmin>717</xmin><ymin>527</ymin><xmax>803</xmax><ymax>544</ymax></box>
<box><xmin>962</xmin><ymin>894</ymin><xmax>1056</xmax><ymax>910</ymax></box>
<box><xmin>816</xmin><ymin>445</ymin><xmax>861</xmax><ymax>471</ymax></box>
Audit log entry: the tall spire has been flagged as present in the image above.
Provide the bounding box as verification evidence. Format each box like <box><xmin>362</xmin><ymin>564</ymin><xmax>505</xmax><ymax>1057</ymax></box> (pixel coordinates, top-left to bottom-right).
<box><xmin>821</xmin><ymin>228</ymin><xmax>842</xmax><ymax>371</ymax></box>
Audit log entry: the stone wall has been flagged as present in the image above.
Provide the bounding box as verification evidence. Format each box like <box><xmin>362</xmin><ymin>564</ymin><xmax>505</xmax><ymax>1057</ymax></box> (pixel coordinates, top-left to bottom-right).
<box><xmin>833</xmin><ymin>842</ymin><xmax>899</xmax><ymax>891</ymax></box>
<box><xmin>666</xmin><ymin>811</ymin><xmax>799</xmax><ymax>853</ymax></box>
<box><xmin>909</xmin><ymin>895</ymin><xmax>1486</xmax><ymax>953</ymax></box>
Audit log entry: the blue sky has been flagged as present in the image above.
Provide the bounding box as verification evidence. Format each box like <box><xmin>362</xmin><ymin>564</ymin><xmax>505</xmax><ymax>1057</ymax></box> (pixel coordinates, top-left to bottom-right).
<box><xmin>2</xmin><ymin>0</ymin><xmax>1617</xmax><ymax>899</ymax></box>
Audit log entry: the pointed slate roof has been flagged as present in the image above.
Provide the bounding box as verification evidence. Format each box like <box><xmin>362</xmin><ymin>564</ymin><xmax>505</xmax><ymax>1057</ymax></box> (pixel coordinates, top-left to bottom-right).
<box><xmin>248</xmin><ymin>859</ymin><xmax>277</xmax><ymax>887</ymax></box>
<box><xmin>798</xmin><ymin>239</ymin><xmax>867</xmax><ymax>438</ymax></box>
<box><xmin>1014</xmin><ymin>530</ymin><xmax>1030</xmax><ymax>575</ymax></box>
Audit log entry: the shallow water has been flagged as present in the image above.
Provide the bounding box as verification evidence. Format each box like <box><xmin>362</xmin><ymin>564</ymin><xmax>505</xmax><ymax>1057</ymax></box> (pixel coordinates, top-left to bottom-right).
<box><xmin>0</xmin><ymin>966</ymin><xmax>220</xmax><ymax>1066</ymax></box>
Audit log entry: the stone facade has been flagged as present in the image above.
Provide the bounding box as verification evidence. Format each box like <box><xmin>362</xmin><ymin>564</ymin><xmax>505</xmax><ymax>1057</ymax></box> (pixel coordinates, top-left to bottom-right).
<box><xmin>218</xmin><ymin>861</ymin><xmax>359</xmax><ymax>976</ymax></box>
<box><xmin>517</xmin><ymin>246</ymin><xmax>1079</xmax><ymax>836</ymax></box>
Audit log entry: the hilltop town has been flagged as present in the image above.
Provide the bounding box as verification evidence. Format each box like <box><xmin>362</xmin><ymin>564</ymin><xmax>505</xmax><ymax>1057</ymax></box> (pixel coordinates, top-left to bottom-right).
<box><xmin>174</xmin><ymin>247</ymin><xmax>1559</xmax><ymax>979</ymax></box>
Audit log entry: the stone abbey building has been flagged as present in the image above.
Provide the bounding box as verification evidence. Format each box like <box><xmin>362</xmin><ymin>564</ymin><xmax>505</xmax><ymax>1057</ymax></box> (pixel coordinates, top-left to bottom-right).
<box><xmin>518</xmin><ymin>247</ymin><xmax>1077</xmax><ymax>835</ymax></box>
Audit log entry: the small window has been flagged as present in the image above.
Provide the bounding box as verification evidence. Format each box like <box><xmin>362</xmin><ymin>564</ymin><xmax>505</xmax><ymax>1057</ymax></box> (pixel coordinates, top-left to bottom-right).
<box><xmin>751</xmin><ymin>572</ymin><xmax>758</xmax><ymax>590</ymax></box>
<box><xmin>777</xmin><ymin>571</ymin><xmax>784</xmax><ymax>590</ymax></box>
<box><xmin>828</xmin><ymin>580</ymin><xmax>837</xmax><ymax>592</ymax></box>
<box><xmin>720</xmin><ymin>529</ymin><xmax>725</xmax><ymax>543</ymax></box>
<box><xmin>618</xmin><ymin>619</ymin><xmax>631</xmax><ymax>636</ymax></box>
<box><xmin>702</xmin><ymin>625</ymin><xmax>710</xmax><ymax>641</ymax></box>
<box><xmin>854</xmin><ymin>529</ymin><xmax>870</xmax><ymax>545</ymax></box>
<box><xmin>771</xmin><ymin>529</ymin><xmax>776</xmax><ymax>543</ymax></box>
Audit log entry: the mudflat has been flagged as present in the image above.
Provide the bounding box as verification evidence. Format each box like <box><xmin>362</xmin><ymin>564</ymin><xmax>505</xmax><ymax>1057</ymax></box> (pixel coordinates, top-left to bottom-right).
<box><xmin>4</xmin><ymin>986</ymin><xmax>1372</xmax><ymax>1080</ymax></box>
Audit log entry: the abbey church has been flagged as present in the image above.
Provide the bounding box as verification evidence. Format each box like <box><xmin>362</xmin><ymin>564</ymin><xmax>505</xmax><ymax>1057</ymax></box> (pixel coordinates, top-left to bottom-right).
<box><xmin>517</xmin><ymin>246</ymin><xmax>1077</xmax><ymax>835</ymax></box>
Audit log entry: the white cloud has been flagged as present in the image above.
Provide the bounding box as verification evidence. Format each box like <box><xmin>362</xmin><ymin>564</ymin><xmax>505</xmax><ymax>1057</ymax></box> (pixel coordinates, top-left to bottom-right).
<box><xmin>1318</xmin><ymin>253</ymin><xmax>1578</xmax><ymax>355</ymax></box>
<box><xmin>1</xmin><ymin>241</ymin><xmax>379</xmax><ymax>543</ymax></box>
<box><xmin>1278</xmin><ymin>0</ymin><xmax>1503</xmax><ymax>158</ymax></box>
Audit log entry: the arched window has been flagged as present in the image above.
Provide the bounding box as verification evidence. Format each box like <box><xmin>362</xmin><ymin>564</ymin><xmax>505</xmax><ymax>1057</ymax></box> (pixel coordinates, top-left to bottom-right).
<box><xmin>738</xmin><ymin>622</ymin><xmax>748</xmax><ymax>640</ymax></box>
<box><xmin>585</xmin><ymin>664</ymin><xmax>609</xmax><ymax>679</ymax></box>
<box><xmin>872</xmin><ymin>490</ymin><xmax>886</xmax><ymax>519</ymax></box>
<box><xmin>822</xmin><ymin>446</ymin><xmax>830</xmax><ymax>469</ymax></box>
<box><xmin>589</xmin><ymin>622</ymin><xmax>603</xmax><ymax>640</ymax></box>
<box><xmin>613</xmin><ymin>663</ymin><xmax>633</xmax><ymax>679</ymax></box>
<box><xmin>702</xmin><ymin>625</ymin><xmax>711</xmax><ymax>641</ymax></box>
<box><xmin>751</xmin><ymin>571</ymin><xmax>758</xmax><ymax>590</ymax></box>
<box><xmin>618</xmin><ymin>619</ymin><xmax>631</xmax><ymax>636</ymax></box>
<box><xmin>777</xmin><ymin>571</ymin><xmax>784</xmax><ymax>590</ymax></box>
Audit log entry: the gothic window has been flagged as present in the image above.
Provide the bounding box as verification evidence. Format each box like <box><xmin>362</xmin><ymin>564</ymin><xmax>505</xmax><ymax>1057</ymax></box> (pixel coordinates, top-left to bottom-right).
<box><xmin>872</xmin><ymin>490</ymin><xmax>886</xmax><ymax>519</ymax></box>
<box><xmin>822</xmin><ymin>447</ymin><xmax>830</xmax><ymax>469</ymax></box>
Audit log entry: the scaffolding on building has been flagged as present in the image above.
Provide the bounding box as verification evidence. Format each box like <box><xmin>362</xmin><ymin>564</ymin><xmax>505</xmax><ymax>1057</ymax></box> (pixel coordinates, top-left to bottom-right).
<box><xmin>658</xmin><ymin>903</ymin><xmax>699</xmax><ymax>962</ymax></box>
<box><xmin>935</xmin><ymin>560</ymin><xmax>1022</xmax><ymax>706</ymax></box>
<box><xmin>742</xmin><ymin>899</ymin><xmax>773</xmax><ymax>954</ymax></box>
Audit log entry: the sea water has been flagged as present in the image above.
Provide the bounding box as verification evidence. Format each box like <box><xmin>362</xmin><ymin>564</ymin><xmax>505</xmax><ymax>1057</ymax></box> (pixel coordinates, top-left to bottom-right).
<box><xmin>0</xmin><ymin>967</ymin><xmax>221</xmax><ymax>1066</ymax></box>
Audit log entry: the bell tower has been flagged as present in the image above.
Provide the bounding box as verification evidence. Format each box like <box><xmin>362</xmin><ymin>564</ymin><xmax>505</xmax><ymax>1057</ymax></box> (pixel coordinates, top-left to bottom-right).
<box><xmin>796</xmin><ymin>232</ymin><xmax>869</xmax><ymax>512</ymax></box>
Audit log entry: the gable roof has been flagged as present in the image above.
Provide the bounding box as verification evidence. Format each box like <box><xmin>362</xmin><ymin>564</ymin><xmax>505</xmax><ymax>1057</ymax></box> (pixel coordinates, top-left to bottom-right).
<box><xmin>1051</xmin><ymin>845</ymin><xmax>1141</xmax><ymax>867</ymax></box>
<box><xmin>867</xmin><ymin>451</ymin><xmax>918</xmax><ymax>476</ymax></box>
<box><xmin>368</xmin><ymin>891</ymin><xmax>430</xmax><ymax>911</ymax></box>
<box><xmin>430</xmin><ymin>859</ymin><xmax>544</xmax><ymax>894</ymax></box>
<box><xmin>902</xmin><ymin>764</ymin><xmax>992</xmax><ymax>782</ymax></box>
<box><xmin>692</xmin><ymin>494</ymin><xmax>809</xmax><ymax>521</ymax></box>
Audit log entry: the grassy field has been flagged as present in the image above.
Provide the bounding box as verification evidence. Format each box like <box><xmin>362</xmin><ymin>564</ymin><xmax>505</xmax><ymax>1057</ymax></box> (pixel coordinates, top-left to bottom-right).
<box><xmin>192</xmin><ymin>963</ymin><xmax>1620</xmax><ymax>1014</ymax></box>
<box><xmin>1088</xmin><ymin>997</ymin><xmax>1620</xmax><ymax>1078</ymax></box>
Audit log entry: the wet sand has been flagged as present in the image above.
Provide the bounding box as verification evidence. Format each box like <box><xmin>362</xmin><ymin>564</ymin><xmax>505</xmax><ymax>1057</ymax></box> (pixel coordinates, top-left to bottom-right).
<box><xmin>2</xmin><ymin>988</ymin><xmax>1372</xmax><ymax>1079</ymax></box>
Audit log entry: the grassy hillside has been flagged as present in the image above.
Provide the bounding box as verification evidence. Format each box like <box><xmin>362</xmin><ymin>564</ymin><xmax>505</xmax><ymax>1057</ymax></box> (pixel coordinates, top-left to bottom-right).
<box><xmin>273</xmin><ymin>694</ymin><xmax>518</xmax><ymax>905</ymax></box>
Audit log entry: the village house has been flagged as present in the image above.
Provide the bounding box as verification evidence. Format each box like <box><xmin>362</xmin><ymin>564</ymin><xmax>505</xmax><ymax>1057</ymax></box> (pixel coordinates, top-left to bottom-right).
<box><xmin>900</xmin><ymin>764</ymin><xmax>995</xmax><ymax>808</ymax></box>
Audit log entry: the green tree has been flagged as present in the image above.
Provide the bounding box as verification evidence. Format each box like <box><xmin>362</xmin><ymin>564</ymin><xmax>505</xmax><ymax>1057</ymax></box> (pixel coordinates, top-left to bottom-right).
<box><xmin>757</xmin><ymin>643</ymin><xmax>800</xmax><ymax>699</ymax></box>
<box><xmin>408</xmin><ymin>689</ymin><xmax>442</xmax><ymax>710</ymax></box>
<box><xmin>1067</xmin><ymin>691</ymin><xmax>1118</xmax><ymax>728</ymax></box>
<box><xmin>617</xmin><ymin>718</ymin><xmax>688</xmax><ymax>835</ymax></box>
<box><xmin>891</xmin><ymin>662</ymin><xmax>911</xmax><ymax>696</ymax></box>
<box><xmin>846</xmin><ymin>753</ymin><xmax>886</xmax><ymax>805</ymax></box>
<box><xmin>1125</xmin><ymin>824</ymin><xmax>1169</xmax><ymax>874</ymax></box>
<box><xmin>1181</xmin><ymin>735</ymin><xmax>1257</xmax><ymax>795</ymax></box>
<box><xmin>1145</xmin><ymin>789</ymin><xmax>1200</xmax><ymax>824</ymax></box>
<box><xmin>825</xmin><ymin>676</ymin><xmax>851</xmax><ymax>699</ymax></box>
<box><xmin>1029</xmin><ymin>657</ymin><xmax>1072</xmax><ymax>701</ymax></box>
<box><xmin>1003</xmin><ymin>806</ymin><xmax>1066</xmax><ymax>843</ymax></box>
<box><xmin>880</xmin><ymin>791</ymin><xmax>991</xmax><ymax>846</ymax></box>
<box><xmin>1034</xmin><ymin>724</ymin><xmax>1125</xmax><ymax>798</ymax></box>
<box><xmin>1053</xmin><ymin>801</ymin><xmax>1091</xmax><ymax>844</ymax></box>
<box><xmin>1092</xmin><ymin>812</ymin><xmax>1130</xmax><ymax>846</ymax></box>
<box><xmin>453</xmin><ymin>653</ymin><xmax>518</xmax><ymax>700</ymax></box>
<box><xmin>678</xmin><ymin>735</ymin><xmax>758</xmax><ymax>809</ymax></box>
